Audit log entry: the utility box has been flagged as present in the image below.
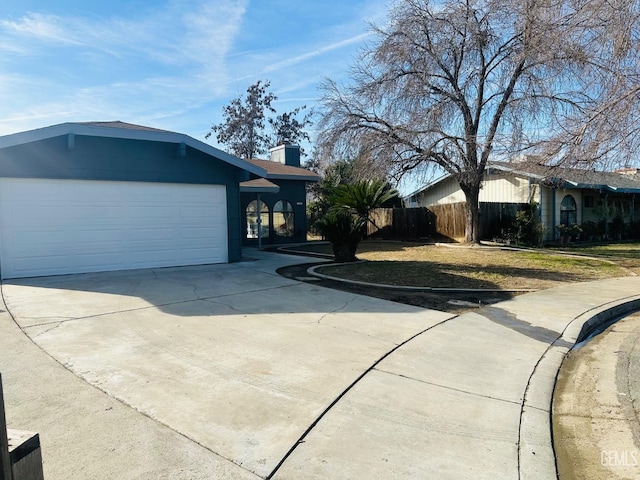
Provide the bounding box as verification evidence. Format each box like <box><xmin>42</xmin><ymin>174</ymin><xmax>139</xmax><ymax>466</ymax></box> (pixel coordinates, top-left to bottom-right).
<box><xmin>1</xmin><ymin>373</ymin><xmax>44</xmax><ymax>480</ymax></box>
<box><xmin>7</xmin><ymin>430</ymin><xmax>43</xmax><ymax>480</ymax></box>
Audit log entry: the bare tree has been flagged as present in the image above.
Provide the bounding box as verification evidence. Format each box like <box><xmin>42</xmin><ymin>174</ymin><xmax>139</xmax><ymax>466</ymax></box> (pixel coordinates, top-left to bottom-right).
<box><xmin>319</xmin><ymin>0</ymin><xmax>640</xmax><ymax>243</ymax></box>
<box><xmin>207</xmin><ymin>80</ymin><xmax>276</xmax><ymax>159</ymax></box>
<box><xmin>269</xmin><ymin>106</ymin><xmax>313</xmax><ymax>151</ymax></box>
<box><xmin>208</xmin><ymin>80</ymin><xmax>313</xmax><ymax>160</ymax></box>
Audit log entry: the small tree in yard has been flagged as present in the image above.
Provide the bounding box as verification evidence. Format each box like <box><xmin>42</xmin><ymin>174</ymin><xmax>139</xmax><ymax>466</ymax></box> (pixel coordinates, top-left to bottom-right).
<box><xmin>207</xmin><ymin>80</ymin><xmax>312</xmax><ymax>159</ymax></box>
<box><xmin>307</xmin><ymin>153</ymin><xmax>392</xmax><ymax>230</ymax></box>
<box><xmin>315</xmin><ymin>180</ymin><xmax>398</xmax><ymax>262</ymax></box>
<box><xmin>306</xmin><ymin>159</ymin><xmax>359</xmax><ymax>228</ymax></box>
<box><xmin>510</xmin><ymin>203</ymin><xmax>543</xmax><ymax>246</ymax></box>
<box><xmin>319</xmin><ymin>0</ymin><xmax>640</xmax><ymax>244</ymax></box>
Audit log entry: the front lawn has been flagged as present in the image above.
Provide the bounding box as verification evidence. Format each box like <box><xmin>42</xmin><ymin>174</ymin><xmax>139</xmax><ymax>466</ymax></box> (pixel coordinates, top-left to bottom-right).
<box><xmin>547</xmin><ymin>242</ymin><xmax>640</xmax><ymax>275</ymax></box>
<box><xmin>286</xmin><ymin>241</ymin><xmax>636</xmax><ymax>290</ymax></box>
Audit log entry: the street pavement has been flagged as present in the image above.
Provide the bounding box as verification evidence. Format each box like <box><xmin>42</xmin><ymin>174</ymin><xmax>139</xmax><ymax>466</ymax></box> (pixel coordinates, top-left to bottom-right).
<box><xmin>0</xmin><ymin>249</ymin><xmax>639</xmax><ymax>479</ymax></box>
<box><xmin>553</xmin><ymin>311</ymin><xmax>640</xmax><ymax>480</ymax></box>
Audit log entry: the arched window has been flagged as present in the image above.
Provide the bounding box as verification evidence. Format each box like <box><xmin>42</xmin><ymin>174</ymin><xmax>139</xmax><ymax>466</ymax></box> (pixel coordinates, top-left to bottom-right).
<box><xmin>560</xmin><ymin>195</ymin><xmax>577</xmax><ymax>225</ymax></box>
<box><xmin>246</xmin><ymin>200</ymin><xmax>270</xmax><ymax>239</ymax></box>
<box><xmin>273</xmin><ymin>200</ymin><xmax>295</xmax><ymax>237</ymax></box>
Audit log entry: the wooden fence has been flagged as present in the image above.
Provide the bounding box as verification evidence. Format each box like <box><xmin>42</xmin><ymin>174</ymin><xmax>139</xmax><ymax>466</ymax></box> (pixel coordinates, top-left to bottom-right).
<box><xmin>368</xmin><ymin>207</ymin><xmax>433</xmax><ymax>239</ymax></box>
<box><xmin>479</xmin><ymin>202</ymin><xmax>528</xmax><ymax>239</ymax></box>
<box><xmin>367</xmin><ymin>202</ymin><xmax>527</xmax><ymax>241</ymax></box>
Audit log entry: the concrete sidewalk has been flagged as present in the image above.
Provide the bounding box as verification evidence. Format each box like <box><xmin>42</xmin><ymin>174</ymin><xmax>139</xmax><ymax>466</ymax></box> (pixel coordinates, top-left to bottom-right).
<box><xmin>1</xmin><ymin>249</ymin><xmax>639</xmax><ymax>479</ymax></box>
<box><xmin>271</xmin><ymin>274</ymin><xmax>640</xmax><ymax>480</ymax></box>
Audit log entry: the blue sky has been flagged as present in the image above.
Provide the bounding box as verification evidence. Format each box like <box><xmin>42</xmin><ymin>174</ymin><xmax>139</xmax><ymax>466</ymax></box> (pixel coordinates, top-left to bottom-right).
<box><xmin>0</xmin><ymin>0</ymin><xmax>388</xmax><ymax>150</ymax></box>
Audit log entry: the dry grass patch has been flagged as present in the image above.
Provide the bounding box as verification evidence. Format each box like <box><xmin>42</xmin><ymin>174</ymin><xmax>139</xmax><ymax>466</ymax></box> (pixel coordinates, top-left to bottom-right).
<box><xmin>292</xmin><ymin>241</ymin><xmax>631</xmax><ymax>290</ymax></box>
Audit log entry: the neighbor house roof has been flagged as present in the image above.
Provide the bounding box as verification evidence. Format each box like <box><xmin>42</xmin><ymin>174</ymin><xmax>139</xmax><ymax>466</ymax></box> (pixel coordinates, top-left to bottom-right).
<box><xmin>406</xmin><ymin>161</ymin><xmax>640</xmax><ymax>199</ymax></box>
<box><xmin>489</xmin><ymin>161</ymin><xmax>640</xmax><ymax>193</ymax></box>
<box><xmin>245</xmin><ymin>158</ymin><xmax>320</xmax><ymax>182</ymax></box>
<box><xmin>0</xmin><ymin>121</ymin><xmax>267</xmax><ymax>178</ymax></box>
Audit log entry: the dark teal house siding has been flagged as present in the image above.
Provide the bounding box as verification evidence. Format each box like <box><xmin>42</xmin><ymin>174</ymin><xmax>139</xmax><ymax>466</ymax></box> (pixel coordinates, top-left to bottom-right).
<box><xmin>0</xmin><ymin>134</ymin><xmax>248</xmax><ymax>261</ymax></box>
<box><xmin>241</xmin><ymin>178</ymin><xmax>308</xmax><ymax>245</ymax></box>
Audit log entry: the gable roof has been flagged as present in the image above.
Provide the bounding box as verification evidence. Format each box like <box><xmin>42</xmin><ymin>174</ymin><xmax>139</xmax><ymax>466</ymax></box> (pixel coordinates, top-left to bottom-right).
<box><xmin>0</xmin><ymin>121</ymin><xmax>267</xmax><ymax>177</ymax></box>
<box><xmin>490</xmin><ymin>161</ymin><xmax>640</xmax><ymax>193</ymax></box>
<box><xmin>73</xmin><ymin>121</ymin><xmax>175</xmax><ymax>133</ymax></box>
<box><xmin>246</xmin><ymin>157</ymin><xmax>320</xmax><ymax>182</ymax></box>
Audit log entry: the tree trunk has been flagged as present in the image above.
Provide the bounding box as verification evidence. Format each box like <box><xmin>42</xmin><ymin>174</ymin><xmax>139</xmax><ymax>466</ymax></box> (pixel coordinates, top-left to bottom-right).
<box><xmin>462</xmin><ymin>184</ymin><xmax>481</xmax><ymax>244</ymax></box>
<box><xmin>332</xmin><ymin>241</ymin><xmax>358</xmax><ymax>263</ymax></box>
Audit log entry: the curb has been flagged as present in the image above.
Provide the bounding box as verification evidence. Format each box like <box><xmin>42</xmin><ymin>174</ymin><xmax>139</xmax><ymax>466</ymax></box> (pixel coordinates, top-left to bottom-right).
<box><xmin>306</xmin><ymin>263</ymin><xmax>538</xmax><ymax>293</ymax></box>
<box><xmin>519</xmin><ymin>294</ymin><xmax>640</xmax><ymax>479</ymax></box>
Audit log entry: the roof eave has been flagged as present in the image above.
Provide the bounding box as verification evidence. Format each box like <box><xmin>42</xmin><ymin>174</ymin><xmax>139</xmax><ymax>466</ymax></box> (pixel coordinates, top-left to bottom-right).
<box><xmin>240</xmin><ymin>185</ymin><xmax>281</xmax><ymax>193</ymax></box>
<box><xmin>0</xmin><ymin>122</ymin><xmax>267</xmax><ymax>178</ymax></box>
<box><xmin>403</xmin><ymin>173</ymin><xmax>452</xmax><ymax>198</ymax></box>
<box><xmin>602</xmin><ymin>186</ymin><xmax>640</xmax><ymax>194</ymax></box>
<box><xmin>488</xmin><ymin>163</ymin><xmax>545</xmax><ymax>180</ymax></box>
<box><xmin>559</xmin><ymin>183</ymin><xmax>640</xmax><ymax>193</ymax></box>
<box><xmin>264</xmin><ymin>174</ymin><xmax>320</xmax><ymax>182</ymax></box>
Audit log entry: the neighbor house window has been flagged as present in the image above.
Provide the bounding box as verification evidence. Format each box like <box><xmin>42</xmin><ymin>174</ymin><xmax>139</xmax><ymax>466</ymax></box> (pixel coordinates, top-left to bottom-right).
<box><xmin>584</xmin><ymin>195</ymin><xmax>594</xmax><ymax>208</ymax></box>
<box><xmin>246</xmin><ymin>200</ymin><xmax>270</xmax><ymax>239</ymax></box>
<box><xmin>273</xmin><ymin>200</ymin><xmax>295</xmax><ymax>237</ymax></box>
<box><xmin>560</xmin><ymin>195</ymin><xmax>577</xmax><ymax>225</ymax></box>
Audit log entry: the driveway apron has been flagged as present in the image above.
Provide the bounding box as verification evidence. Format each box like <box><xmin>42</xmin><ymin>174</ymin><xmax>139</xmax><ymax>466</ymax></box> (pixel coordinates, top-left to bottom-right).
<box><xmin>1</xmin><ymin>251</ymin><xmax>453</xmax><ymax>478</ymax></box>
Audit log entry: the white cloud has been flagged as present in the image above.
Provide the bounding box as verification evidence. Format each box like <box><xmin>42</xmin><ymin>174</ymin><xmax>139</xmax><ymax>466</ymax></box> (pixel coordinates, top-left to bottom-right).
<box><xmin>0</xmin><ymin>1</ymin><xmax>247</xmax><ymax>67</ymax></box>
<box><xmin>0</xmin><ymin>12</ymin><xmax>82</xmax><ymax>46</ymax></box>
<box><xmin>0</xmin><ymin>0</ymin><xmax>386</xmax><ymax>140</ymax></box>
<box><xmin>261</xmin><ymin>32</ymin><xmax>371</xmax><ymax>74</ymax></box>
<box><xmin>0</xmin><ymin>1</ymin><xmax>249</xmax><ymax>135</ymax></box>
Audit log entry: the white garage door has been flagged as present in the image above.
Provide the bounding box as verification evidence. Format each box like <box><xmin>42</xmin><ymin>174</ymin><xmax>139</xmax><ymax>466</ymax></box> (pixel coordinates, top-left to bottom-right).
<box><xmin>0</xmin><ymin>178</ymin><xmax>228</xmax><ymax>279</ymax></box>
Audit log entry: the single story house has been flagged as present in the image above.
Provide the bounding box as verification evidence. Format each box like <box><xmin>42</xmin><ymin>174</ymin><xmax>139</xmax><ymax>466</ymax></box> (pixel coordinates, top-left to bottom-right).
<box><xmin>0</xmin><ymin>121</ymin><xmax>319</xmax><ymax>279</ymax></box>
<box><xmin>242</xmin><ymin>144</ymin><xmax>320</xmax><ymax>247</ymax></box>
<box><xmin>405</xmin><ymin>161</ymin><xmax>640</xmax><ymax>241</ymax></box>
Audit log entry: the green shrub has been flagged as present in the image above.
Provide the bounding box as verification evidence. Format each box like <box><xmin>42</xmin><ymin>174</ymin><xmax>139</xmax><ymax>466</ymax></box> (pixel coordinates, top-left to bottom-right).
<box><xmin>556</xmin><ymin>223</ymin><xmax>582</xmax><ymax>241</ymax></box>
<box><xmin>314</xmin><ymin>211</ymin><xmax>366</xmax><ymax>262</ymax></box>
<box><xmin>609</xmin><ymin>216</ymin><xmax>625</xmax><ymax>238</ymax></box>
<box><xmin>510</xmin><ymin>203</ymin><xmax>543</xmax><ymax>246</ymax></box>
<box><xmin>580</xmin><ymin>221</ymin><xmax>597</xmax><ymax>238</ymax></box>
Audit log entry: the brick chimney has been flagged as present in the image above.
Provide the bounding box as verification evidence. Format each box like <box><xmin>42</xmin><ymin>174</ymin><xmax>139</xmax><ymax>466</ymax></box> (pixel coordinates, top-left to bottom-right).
<box><xmin>269</xmin><ymin>144</ymin><xmax>300</xmax><ymax>167</ymax></box>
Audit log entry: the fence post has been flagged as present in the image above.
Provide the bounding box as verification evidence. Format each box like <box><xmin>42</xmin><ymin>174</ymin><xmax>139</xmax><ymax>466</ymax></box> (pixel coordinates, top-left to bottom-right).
<box><xmin>0</xmin><ymin>373</ymin><xmax>12</xmax><ymax>480</ymax></box>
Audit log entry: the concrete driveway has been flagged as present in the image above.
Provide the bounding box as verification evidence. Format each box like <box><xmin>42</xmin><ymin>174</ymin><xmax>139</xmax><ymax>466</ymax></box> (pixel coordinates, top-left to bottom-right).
<box><xmin>3</xmin><ymin>249</ymin><xmax>640</xmax><ymax>480</ymax></box>
<box><xmin>1</xmin><ymin>250</ymin><xmax>453</xmax><ymax>479</ymax></box>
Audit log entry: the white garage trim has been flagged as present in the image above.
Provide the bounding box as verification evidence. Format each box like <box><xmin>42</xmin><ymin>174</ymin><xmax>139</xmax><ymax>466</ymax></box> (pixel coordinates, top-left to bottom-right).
<box><xmin>0</xmin><ymin>179</ymin><xmax>228</xmax><ymax>279</ymax></box>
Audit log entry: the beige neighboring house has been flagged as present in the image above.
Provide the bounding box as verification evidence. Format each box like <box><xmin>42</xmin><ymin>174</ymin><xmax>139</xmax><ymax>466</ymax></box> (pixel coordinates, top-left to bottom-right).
<box><xmin>405</xmin><ymin>161</ymin><xmax>640</xmax><ymax>241</ymax></box>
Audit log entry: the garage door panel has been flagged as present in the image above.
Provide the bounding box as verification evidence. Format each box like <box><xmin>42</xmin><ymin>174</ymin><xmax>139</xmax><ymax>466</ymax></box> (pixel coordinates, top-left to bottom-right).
<box><xmin>129</xmin><ymin>228</ymin><xmax>177</xmax><ymax>241</ymax></box>
<box><xmin>179</xmin><ymin>247</ymin><xmax>224</xmax><ymax>261</ymax></box>
<box><xmin>73</xmin><ymin>252</ymin><xmax>127</xmax><ymax>268</ymax></box>
<box><xmin>180</xmin><ymin>226</ymin><xmax>221</xmax><ymax>240</ymax></box>
<box><xmin>122</xmin><ymin>249</ymin><xmax>176</xmax><ymax>265</ymax></box>
<box><xmin>128</xmin><ymin>206</ymin><xmax>178</xmax><ymax>219</ymax></box>
<box><xmin>0</xmin><ymin>179</ymin><xmax>228</xmax><ymax>279</ymax></box>
<box><xmin>13</xmin><ymin>255</ymin><xmax>69</xmax><ymax>274</ymax></box>
<box><xmin>73</xmin><ymin>229</ymin><xmax>126</xmax><ymax>243</ymax></box>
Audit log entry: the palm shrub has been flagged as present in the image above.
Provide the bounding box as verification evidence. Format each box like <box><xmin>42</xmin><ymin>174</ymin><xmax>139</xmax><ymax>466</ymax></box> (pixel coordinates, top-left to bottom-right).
<box><xmin>331</xmin><ymin>180</ymin><xmax>399</xmax><ymax>236</ymax></box>
<box><xmin>315</xmin><ymin>179</ymin><xmax>399</xmax><ymax>262</ymax></box>
<box><xmin>314</xmin><ymin>210</ymin><xmax>366</xmax><ymax>262</ymax></box>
